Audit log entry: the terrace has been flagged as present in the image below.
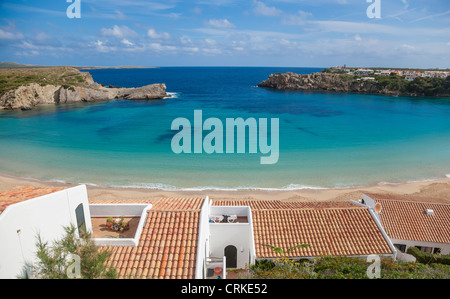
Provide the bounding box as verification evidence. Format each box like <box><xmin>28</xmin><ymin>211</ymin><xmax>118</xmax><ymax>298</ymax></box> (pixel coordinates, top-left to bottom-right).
<box><xmin>89</xmin><ymin>203</ymin><xmax>152</xmax><ymax>247</ymax></box>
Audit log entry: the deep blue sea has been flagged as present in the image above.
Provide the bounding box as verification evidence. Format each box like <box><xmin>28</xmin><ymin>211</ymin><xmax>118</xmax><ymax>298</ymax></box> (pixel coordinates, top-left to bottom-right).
<box><xmin>1</xmin><ymin>67</ymin><xmax>450</xmax><ymax>190</ymax></box>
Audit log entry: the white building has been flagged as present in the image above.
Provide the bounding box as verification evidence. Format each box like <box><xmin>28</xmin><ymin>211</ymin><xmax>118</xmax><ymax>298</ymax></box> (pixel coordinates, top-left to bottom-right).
<box><xmin>1</xmin><ymin>186</ymin><xmax>398</xmax><ymax>279</ymax></box>
<box><xmin>0</xmin><ymin>185</ymin><xmax>152</xmax><ymax>279</ymax></box>
<box><xmin>0</xmin><ymin>186</ymin><xmax>91</xmax><ymax>278</ymax></box>
<box><xmin>354</xmin><ymin>68</ymin><xmax>374</xmax><ymax>76</ymax></box>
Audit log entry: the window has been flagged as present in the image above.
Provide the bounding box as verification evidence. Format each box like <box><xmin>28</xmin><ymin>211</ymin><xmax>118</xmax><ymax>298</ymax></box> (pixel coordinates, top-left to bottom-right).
<box><xmin>75</xmin><ymin>203</ymin><xmax>86</xmax><ymax>233</ymax></box>
<box><xmin>394</xmin><ymin>244</ymin><xmax>406</xmax><ymax>253</ymax></box>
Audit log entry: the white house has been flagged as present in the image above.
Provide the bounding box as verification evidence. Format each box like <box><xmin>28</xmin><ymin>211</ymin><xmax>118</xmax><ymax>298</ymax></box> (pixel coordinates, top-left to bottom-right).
<box><xmin>354</xmin><ymin>68</ymin><xmax>374</xmax><ymax>76</ymax></box>
<box><xmin>0</xmin><ymin>186</ymin><xmax>91</xmax><ymax>278</ymax></box>
<box><xmin>0</xmin><ymin>185</ymin><xmax>152</xmax><ymax>279</ymax></box>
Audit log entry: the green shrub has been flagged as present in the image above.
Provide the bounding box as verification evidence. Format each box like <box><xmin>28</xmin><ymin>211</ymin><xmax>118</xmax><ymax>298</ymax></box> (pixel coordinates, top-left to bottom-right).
<box><xmin>249</xmin><ymin>255</ymin><xmax>450</xmax><ymax>279</ymax></box>
<box><xmin>407</xmin><ymin>247</ymin><xmax>450</xmax><ymax>265</ymax></box>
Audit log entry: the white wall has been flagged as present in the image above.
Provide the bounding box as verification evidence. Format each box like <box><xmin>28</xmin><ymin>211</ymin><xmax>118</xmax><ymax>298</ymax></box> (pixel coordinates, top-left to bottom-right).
<box><xmin>195</xmin><ymin>197</ymin><xmax>210</xmax><ymax>279</ymax></box>
<box><xmin>208</xmin><ymin>206</ymin><xmax>255</xmax><ymax>269</ymax></box>
<box><xmin>0</xmin><ymin>185</ymin><xmax>90</xmax><ymax>279</ymax></box>
<box><xmin>209</xmin><ymin>223</ymin><xmax>253</xmax><ymax>269</ymax></box>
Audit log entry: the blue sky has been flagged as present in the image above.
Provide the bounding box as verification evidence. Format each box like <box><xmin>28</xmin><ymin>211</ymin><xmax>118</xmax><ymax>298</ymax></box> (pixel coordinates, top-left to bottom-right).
<box><xmin>0</xmin><ymin>0</ymin><xmax>449</xmax><ymax>68</ymax></box>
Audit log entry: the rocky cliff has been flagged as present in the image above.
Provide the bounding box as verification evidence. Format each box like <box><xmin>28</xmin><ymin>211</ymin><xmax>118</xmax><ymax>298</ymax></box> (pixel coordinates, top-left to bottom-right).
<box><xmin>257</xmin><ymin>72</ymin><xmax>395</xmax><ymax>95</ymax></box>
<box><xmin>0</xmin><ymin>67</ymin><xmax>168</xmax><ymax>110</ymax></box>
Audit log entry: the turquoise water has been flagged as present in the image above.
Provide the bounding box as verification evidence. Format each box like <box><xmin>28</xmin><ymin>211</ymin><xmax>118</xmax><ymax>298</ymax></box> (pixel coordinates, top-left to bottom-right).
<box><xmin>1</xmin><ymin>67</ymin><xmax>450</xmax><ymax>190</ymax></box>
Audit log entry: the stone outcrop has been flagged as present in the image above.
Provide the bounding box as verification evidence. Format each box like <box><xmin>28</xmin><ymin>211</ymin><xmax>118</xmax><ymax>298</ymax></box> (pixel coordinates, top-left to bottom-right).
<box><xmin>258</xmin><ymin>72</ymin><xmax>395</xmax><ymax>95</ymax></box>
<box><xmin>0</xmin><ymin>67</ymin><xmax>168</xmax><ymax>110</ymax></box>
<box><xmin>0</xmin><ymin>83</ymin><xmax>168</xmax><ymax>110</ymax></box>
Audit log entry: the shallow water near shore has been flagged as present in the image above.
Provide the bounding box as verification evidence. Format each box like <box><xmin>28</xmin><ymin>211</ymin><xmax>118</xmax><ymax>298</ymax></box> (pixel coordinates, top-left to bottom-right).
<box><xmin>0</xmin><ymin>67</ymin><xmax>450</xmax><ymax>190</ymax></box>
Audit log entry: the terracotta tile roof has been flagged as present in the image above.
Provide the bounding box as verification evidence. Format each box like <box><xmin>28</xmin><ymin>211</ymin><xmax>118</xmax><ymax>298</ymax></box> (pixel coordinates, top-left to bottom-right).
<box><xmin>213</xmin><ymin>200</ymin><xmax>393</xmax><ymax>258</ymax></box>
<box><xmin>364</xmin><ymin>192</ymin><xmax>450</xmax><ymax>205</ymax></box>
<box><xmin>365</xmin><ymin>194</ymin><xmax>450</xmax><ymax>244</ymax></box>
<box><xmin>149</xmin><ymin>197</ymin><xmax>204</xmax><ymax>211</ymax></box>
<box><xmin>253</xmin><ymin>208</ymin><xmax>392</xmax><ymax>258</ymax></box>
<box><xmin>0</xmin><ymin>187</ymin><xmax>66</xmax><ymax>215</ymax></box>
<box><xmin>99</xmin><ymin>197</ymin><xmax>203</xmax><ymax>279</ymax></box>
<box><xmin>213</xmin><ymin>200</ymin><xmax>359</xmax><ymax>210</ymax></box>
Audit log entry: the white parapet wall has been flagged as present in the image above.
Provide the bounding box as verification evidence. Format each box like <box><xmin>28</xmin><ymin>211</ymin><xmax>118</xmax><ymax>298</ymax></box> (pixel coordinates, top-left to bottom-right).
<box><xmin>0</xmin><ymin>185</ymin><xmax>91</xmax><ymax>279</ymax></box>
<box><xmin>195</xmin><ymin>197</ymin><xmax>211</xmax><ymax>279</ymax></box>
<box><xmin>90</xmin><ymin>203</ymin><xmax>152</xmax><ymax>247</ymax></box>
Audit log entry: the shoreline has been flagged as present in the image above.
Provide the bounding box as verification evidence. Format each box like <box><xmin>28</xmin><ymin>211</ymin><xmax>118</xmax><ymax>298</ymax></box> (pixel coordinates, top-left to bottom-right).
<box><xmin>1</xmin><ymin>172</ymin><xmax>449</xmax><ymax>203</ymax></box>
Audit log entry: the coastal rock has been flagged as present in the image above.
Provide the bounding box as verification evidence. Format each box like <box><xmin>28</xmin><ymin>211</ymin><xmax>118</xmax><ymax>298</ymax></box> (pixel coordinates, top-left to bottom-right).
<box><xmin>0</xmin><ymin>83</ymin><xmax>60</xmax><ymax>110</ymax></box>
<box><xmin>115</xmin><ymin>84</ymin><xmax>168</xmax><ymax>100</ymax></box>
<box><xmin>1</xmin><ymin>82</ymin><xmax>168</xmax><ymax>110</ymax></box>
<box><xmin>258</xmin><ymin>72</ymin><xmax>397</xmax><ymax>96</ymax></box>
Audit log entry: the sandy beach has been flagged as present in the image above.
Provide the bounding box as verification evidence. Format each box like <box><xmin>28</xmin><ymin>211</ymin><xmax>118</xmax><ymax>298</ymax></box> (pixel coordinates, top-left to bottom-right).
<box><xmin>1</xmin><ymin>172</ymin><xmax>449</xmax><ymax>203</ymax></box>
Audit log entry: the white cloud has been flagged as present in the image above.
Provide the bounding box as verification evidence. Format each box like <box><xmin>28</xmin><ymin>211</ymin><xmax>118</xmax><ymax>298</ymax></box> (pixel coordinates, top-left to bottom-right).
<box><xmin>148</xmin><ymin>43</ymin><xmax>176</xmax><ymax>52</ymax></box>
<box><xmin>179</xmin><ymin>35</ymin><xmax>192</xmax><ymax>45</ymax></box>
<box><xmin>400</xmin><ymin>0</ymin><xmax>409</xmax><ymax>9</ymax></box>
<box><xmin>0</xmin><ymin>28</ymin><xmax>24</xmax><ymax>40</ymax></box>
<box><xmin>147</xmin><ymin>28</ymin><xmax>171</xmax><ymax>39</ymax></box>
<box><xmin>401</xmin><ymin>44</ymin><xmax>415</xmax><ymax>51</ymax></box>
<box><xmin>310</xmin><ymin>20</ymin><xmax>450</xmax><ymax>37</ymax></box>
<box><xmin>101</xmin><ymin>25</ymin><xmax>138</xmax><ymax>39</ymax></box>
<box><xmin>206</xmin><ymin>19</ymin><xmax>235</xmax><ymax>28</ymax></box>
<box><xmin>0</xmin><ymin>22</ymin><xmax>24</xmax><ymax>40</ymax></box>
<box><xmin>253</xmin><ymin>1</ymin><xmax>282</xmax><ymax>17</ymax></box>
<box><xmin>115</xmin><ymin>10</ymin><xmax>126</xmax><ymax>20</ymax></box>
<box><xmin>283</xmin><ymin>10</ymin><xmax>312</xmax><ymax>26</ymax></box>
<box><xmin>411</xmin><ymin>9</ymin><xmax>450</xmax><ymax>23</ymax></box>
<box><xmin>90</xmin><ymin>40</ymin><xmax>117</xmax><ymax>53</ymax></box>
<box><xmin>121</xmin><ymin>39</ymin><xmax>135</xmax><ymax>47</ymax></box>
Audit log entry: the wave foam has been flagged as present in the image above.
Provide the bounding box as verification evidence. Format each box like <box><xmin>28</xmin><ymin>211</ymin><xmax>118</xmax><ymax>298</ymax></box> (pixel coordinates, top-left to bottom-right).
<box><xmin>165</xmin><ymin>92</ymin><xmax>179</xmax><ymax>99</ymax></box>
<box><xmin>112</xmin><ymin>183</ymin><xmax>330</xmax><ymax>191</ymax></box>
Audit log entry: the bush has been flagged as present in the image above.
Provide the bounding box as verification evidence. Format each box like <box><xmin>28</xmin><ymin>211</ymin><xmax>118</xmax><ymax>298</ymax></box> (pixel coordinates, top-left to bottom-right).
<box><xmin>249</xmin><ymin>255</ymin><xmax>450</xmax><ymax>279</ymax></box>
<box><xmin>18</xmin><ymin>225</ymin><xmax>117</xmax><ymax>279</ymax></box>
<box><xmin>407</xmin><ymin>247</ymin><xmax>450</xmax><ymax>265</ymax></box>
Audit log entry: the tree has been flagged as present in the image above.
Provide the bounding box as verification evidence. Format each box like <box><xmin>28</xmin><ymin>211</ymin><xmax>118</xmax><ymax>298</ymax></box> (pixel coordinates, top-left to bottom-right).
<box><xmin>18</xmin><ymin>226</ymin><xmax>117</xmax><ymax>279</ymax></box>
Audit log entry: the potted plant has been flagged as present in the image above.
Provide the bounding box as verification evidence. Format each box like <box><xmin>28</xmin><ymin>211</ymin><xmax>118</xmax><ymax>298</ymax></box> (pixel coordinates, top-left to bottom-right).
<box><xmin>106</xmin><ymin>217</ymin><xmax>114</xmax><ymax>230</ymax></box>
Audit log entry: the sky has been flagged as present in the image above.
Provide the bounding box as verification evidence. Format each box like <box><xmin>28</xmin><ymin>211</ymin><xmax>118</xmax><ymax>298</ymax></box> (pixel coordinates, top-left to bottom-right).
<box><xmin>0</xmin><ymin>0</ymin><xmax>449</xmax><ymax>68</ymax></box>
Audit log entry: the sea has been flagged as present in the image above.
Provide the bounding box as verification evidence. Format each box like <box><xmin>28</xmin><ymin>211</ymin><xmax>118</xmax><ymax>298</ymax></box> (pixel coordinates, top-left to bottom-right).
<box><xmin>1</xmin><ymin>67</ymin><xmax>450</xmax><ymax>190</ymax></box>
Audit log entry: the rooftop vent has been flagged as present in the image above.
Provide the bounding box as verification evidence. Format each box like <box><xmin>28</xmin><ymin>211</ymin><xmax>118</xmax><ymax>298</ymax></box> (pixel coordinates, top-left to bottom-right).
<box><xmin>425</xmin><ymin>209</ymin><xmax>434</xmax><ymax>216</ymax></box>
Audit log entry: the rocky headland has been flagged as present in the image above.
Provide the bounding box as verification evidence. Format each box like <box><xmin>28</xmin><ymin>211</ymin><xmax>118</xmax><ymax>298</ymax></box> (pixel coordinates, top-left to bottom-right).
<box><xmin>0</xmin><ymin>66</ymin><xmax>168</xmax><ymax>110</ymax></box>
<box><xmin>258</xmin><ymin>71</ymin><xmax>450</xmax><ymax>97</ymax></box>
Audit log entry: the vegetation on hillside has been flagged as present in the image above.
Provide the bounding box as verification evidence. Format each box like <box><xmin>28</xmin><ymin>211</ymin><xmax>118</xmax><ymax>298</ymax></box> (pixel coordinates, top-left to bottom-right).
<box><xmin>0</xmin><ymin>67</ymin><xmax>92</xmax><ymax>95</ymax></box>
<box><xmin>246</xmin><ymin>250</ymin><xmax>450</xmax><ymax>279</ymax></box>
<box><xmin>375</xmin><ymin>75</ymin><xmax>450</xmax><ymax>96</ymax></box>
<box><xmin>322</xmin><ymin>68</ymin><xmax>450</xmax><ymax>97</ymax></box>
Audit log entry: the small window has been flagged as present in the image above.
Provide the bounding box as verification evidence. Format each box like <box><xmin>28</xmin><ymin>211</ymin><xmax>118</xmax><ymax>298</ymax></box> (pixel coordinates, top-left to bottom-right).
<box><xmin>394</xmin><ymin>244</ymin><xmax>406</xmax><ymax>253</ymax></box>
<box><xmin>75</xmin><ymin>203</ymin><xmax>86</xmax><ymax>233</ymax></box>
